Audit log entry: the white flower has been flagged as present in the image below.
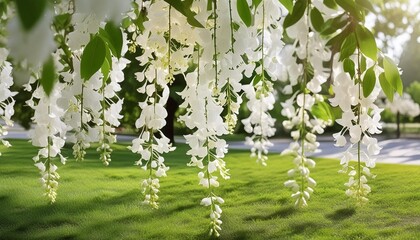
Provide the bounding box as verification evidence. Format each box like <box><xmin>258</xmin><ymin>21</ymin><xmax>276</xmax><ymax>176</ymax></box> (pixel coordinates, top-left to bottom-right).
<box><xmin>0</xmin><ymin>50</ymin><xmax>17</xmax><ymax>152</ymax></box>
<box><xmin>7</xmin><ymin>10</ymin><xmax>56</xmax><ymax>66</ymax></box>
<box><xmin>280</xmin><ymin>11</ymin><xmax>332</xmax><ymax>206</ymax></box>
<box><xmin>29</xmin><ymin>77</ymin><xmax>68</xmax><ymax>203</ymax></box>
<box><xmin>331</xmin><ymin>52</ymin><xmax>383</xmax><ymax>204</ymax></box>
<box><xmin>67</xmin><ymin>13</ymin><xmax>101</xmax><ymax>50</ymax></box>
<box><xmin>297</xmin><ymin>94</ymin><xmax>315</xmax><ymax>110</ymax></box>
<box><xmin>362</xmin><ymin>135</ymin><xmax>381</xmax><ymax>156</ymax></box>
<box><xmin>333</xmin><ymin>133</ymin><xmax>347</xmax><ymax>147</ymax></box>
<box><xmin>200</xmin><ymin>197</ymin><xmax>212</xmax><ymax>207</ymax></box>
<box><xmin>349</xmin><ymin>125</ymin><xmax>362</xmax><ymax>144</ymax></box>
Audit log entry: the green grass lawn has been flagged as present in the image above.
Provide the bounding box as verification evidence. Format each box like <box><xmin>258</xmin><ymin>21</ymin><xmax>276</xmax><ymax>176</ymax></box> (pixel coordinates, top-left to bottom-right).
<box><xmin>0</xmin><ymin>139</ymin><xmax>420</xmax><ymax>240</ymax></box>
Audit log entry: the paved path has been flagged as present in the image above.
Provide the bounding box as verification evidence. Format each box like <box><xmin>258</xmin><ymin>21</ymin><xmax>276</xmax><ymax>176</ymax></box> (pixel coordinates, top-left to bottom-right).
<box><xmin>228</xmin><ymin>138</ymin><xmax>420</xmax><ymax>165</ymax></box>
<box><xmin>2</xmin><ymin>124</ymin><xmax>419</xmax><ymax>165</ymax></box>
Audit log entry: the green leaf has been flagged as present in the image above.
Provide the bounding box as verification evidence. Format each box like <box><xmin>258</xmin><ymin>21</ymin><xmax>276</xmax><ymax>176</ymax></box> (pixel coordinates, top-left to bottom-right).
<box><xmin>279</xmin><ymin>0</ymin><xmax>294</xmax><ymax>13</ymax></box>
<box><xmin>15</xmin><ymin>0</ymin><xmax>47</xmax><ymax>30</ymax></box>
<box><xmin>164</xmin><ymin>0</ymin><xmax>204</xmax><ymax>28</ymax></box>
<box><xmin>0</xmin><ymin>2</ymin><xmax>7</xmax><ymax>17</ymax></box>
<box><xmin>253</xmin><ymin>74</ymin><xmax>262</xmax><ymax>86</ymax></box>
<box><xmin>360</xmin><ymin>55</ymin><xmax>367</xmax><ymax>73</ymax></box>
<box><xmin>40</xmin><ymin>57</ymin><xmax>56</xmax><ymax>97</ymax></box>
<box><xmin>105</xmin><ymin>45</ymin><xmax>112</xmax><ymax>70</ymax></box>
<box><xmin>355</xmin><ymin>0</ymin><xmax>375</xmax><ymax>13</ymax></box>
<box><xmin>101</xmin><ymin>58</ymin><xmax>111</xmax><ymax>82</ymax></box>
<box><xmin>312</xmin><ymin>101</ymin><xmax>334</xmax><ymax>121</ymax></box>
<box><xmin>253</xmin><ymin>0</ymin><xmax>263</xmax><ymax>8</ymax></box>
<box><xmin>362</xmin><ymin>67</ymin><xmax>376</xmax><ymax>97</ymax></box>
<box><xmin>102</xmin><ymin>46</ymin><xmax>113</xmax><ymax>82</ymax></box>
<box><xmin>339</xmin><ymin>33</ymin><xmax>356</xmax><ymax>61</ymax></box>
<box><xmin>335</xmin><ymin>0</ymin><xmax>363</xmax><ymax>21</ymax></box>
<box><xmin>343</xmin><ymin>58</ymin><xmax>355</xmax><ymax>78</ymax></box>
<box><xmin>207</xmin><ymin>0</ymin><xmax>213</xmax><ymax>11</ymax></box>
<box><xmin>54</xmin><ymin>13</ymin><xmax>72</xmax><ymax>31</ymax></box>
<box><xmin>104</xmin><ymin>22</ymin><xmax>123</xmax><ymax>58</ymax></box>
<box><xmin>355</xmin><ymin>24</ymin><xmax>377</xmax><ymax>61</ymax></box>
<box><xmin>283</xmin><ymin>0</ymin><xmax>308</xmax><ymax>29</ymax></box>
<box><xmin>379</xmin><ymin>72</ymin><xmax>394</xmax><ymax>102</ymax></box>
<box><xmin>320</xmin><ymin>14</ymin><xmax>347</xmax><ymax>35</ymax></box>
<box><xmin>383</xmin><ymin>56</ymin><xmax>403</xmax><ymax>95</ymax></box>
<box><xmin>237</xmin><ymin>0</ymin><xmax>252</xmax><ymax>27</ymax></box>
<box><xmin>323</xmin><ymin>0</ymin><xmax>337</xmax><ymax>9</ymax></box>
<box><xmin>81</xmin><ymin>36</ymin><xmax>107</xmax><ymax>81</ymax></box>
<box><xmin>133</xmin><ymin>11</ymin><xmax>148</xmax><ymax>32</ymax></box>
<box><xmin>326</xmin><ymin>25</ymin><xmax>351</xmax><ymax>49</ymax></box>
<box><xmin>122</xmin><ymin>17</ymin><xmax>132</xmax><ymax>29</ymax></box>
<box><xmin>310</xmin><ymin>7</ymin><xmax>324</xmax><ymax>32</ymax></box>
<box><xmin>184</xmin><ymin>0</ymin><xmax>194</xmax><ymax>7</ymax></box>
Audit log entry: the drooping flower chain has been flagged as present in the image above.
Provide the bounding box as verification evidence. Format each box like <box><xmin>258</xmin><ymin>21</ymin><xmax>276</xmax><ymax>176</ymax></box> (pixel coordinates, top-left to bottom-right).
<box><xmin>96</xmin><ymin>56</ymin><xmax>129</xmax><ymax>166</ymax></box>
<box><xmin>0</xmin><ymin>49</ymin><xmax>16</xmax><ymax>154</ymax></box>
<box><xmin>59</xmin><ymin>7</ymin><xmax>102</xmax><ymax>162</ymax></box>
<box><xmin>130</xmin><ymin>1</ymin><xmax>179</xmax><ymax>209</ymax></box>
<box><xmin>329</xmin><ymin>7</ymin><xmax>389</xmax><ymax>203</ymax></box>
<box><xmin>62</xmin><ymin>54</ymin><xmax>102</xmax><ymax>162</ymax></box>
<box><xmin>281</xmin><ymin>1</ymin><xmax>332</xmax><ymax>207</ymax></box>
<box><xmin>242</xmin><ymin>0</ymin><xmax>283</xmax><ymax>166</ymax></box>
<box><xmin>28</xmin><ymin>58</ymin><xmax>68</xmax><ymax>203</ymax></box>
<box><xmin>178</xmin><ymin>1</ymin><xmax>232</xmax><ymax>235</ymax></box>
<box><xmin>330</xmin><ymin>54</ymin><xmax>383</xmax><ymax>204</ymax></box>
<box><xmin>180</xmin><ymin>69</ymin><xmax>230</xmax><ymax>237</ymax></box>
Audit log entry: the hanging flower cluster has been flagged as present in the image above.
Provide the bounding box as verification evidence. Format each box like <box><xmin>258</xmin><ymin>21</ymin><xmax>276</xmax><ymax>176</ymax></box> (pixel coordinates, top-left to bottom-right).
<box><xmin>330</xmin><ymin>55</ymin><xmax>384</xmax><ymax>204</ymax></box>
<box><xmin>280</xmin><ymin>1</ymin><xmax>333</xmax><ymax>207</ymax></box>
<box><xmin>0</xmin><ymin>48</ymin><xmax>16</xmax><ymax>154</ymax></box>
<box><xmin>180</xmin><ymin>68</ymin><xmax>230</xmax><ymax>236</ymax></box>
<box><xmin>62</xmin><ymin>2</ymin><xmax>130</xmax><ymax>165</ymax></box>
<box><xmin>61</xmin><ymin>55</ymin><xmax>101</xmax><ymax>162</ymax></box>
<box><xmin>326</xmin><ymin>0</ymin><xmax>403</xmax><ymax>203</ymax></box>
<box><xmin>129</xmin><ymin>0</ymin><xmax>194</xmax><ymax>208</ymax></box>
<box><xmin>27</xmin><ymin>58</ymin><xmax>68</xmax><ymax>203</ymax></box>
<box><xmin>63</xmin><ymin>7</ymin><xmax>101</xmax><ymax>163</ymax></box>
<box><xmin>97</xmin><ymin>56</ymin><xmax>129</xmax><ymax>166</ymax></box>
<box><xmin>179</xmin><ymin>1</ymin><xmax>232</xmax><ymax>235</ymax></box>
<box><xmin>214</xmin><ymin>0</ymin><xmax>243</xmax><ymax>134</ymax></box>
<box><xmin>242</xmin><ymin>0</ymin><xmax>284</xmax><ymax>166</ymax></box>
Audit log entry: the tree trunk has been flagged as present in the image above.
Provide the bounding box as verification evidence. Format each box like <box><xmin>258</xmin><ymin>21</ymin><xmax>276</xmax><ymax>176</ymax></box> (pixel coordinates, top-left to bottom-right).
<box><xmin>161</xmin><ymin>96</ymin><xmax>179</xmax><ymax>145</ymax></box>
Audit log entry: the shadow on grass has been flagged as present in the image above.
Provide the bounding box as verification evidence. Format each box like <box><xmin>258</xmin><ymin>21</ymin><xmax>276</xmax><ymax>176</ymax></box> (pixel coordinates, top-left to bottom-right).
<box><xmin>326</xmin><ymin>207</ymin><xmax>356</xmax><ymax>221</ymax></box>
<box><xmin>0</xmin><ymin>190</ymin><xmax>151</xmax><ymax>239</ymax></box>
<box><xmin>166</xmin><ymin>203</ymin><xmax>198</xmax><ymax>214</ymax></box>
<box><xmin>0</xmin><ymin>201</ymin><xmax>80</xmax><ymax>238</ymax></box>
<box><xmin>290</xmin><ymin>221</ymin><xmax>320</xmax><ymax>234</ymax></box>
<box><xmin>196</xmin><ymin>228</ymin><xmax>264</xmax><ymax>240</ymax></box>
<box><xmin>243</xmin><ymin>206</ymin><xmax>296</xmax><ymax>221</ymax></box>
<box><xmin>224</xmin><ymin>230</ymin><xmax>262</xmax><ymax>240</ymax></box>
<box><xmin>98</xmin><ymin>189</ymin><xmax>140</xmax><ymax>204</ymax></box>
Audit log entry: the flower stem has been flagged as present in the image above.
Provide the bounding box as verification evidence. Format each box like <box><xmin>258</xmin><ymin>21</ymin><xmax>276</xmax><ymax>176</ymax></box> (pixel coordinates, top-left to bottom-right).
<box><xmin>261</xmin><ymin>0</ymin><xmax>265</xmax><ymax>84</ymax></box>
<box><xmin>355</xmin><ymin>33</ymin><xmax>363</xmax><ymax>195</ymax></box>
<box><xmin>80</xmin><ymin>84</ymin><xmax>84</xmax><ymax>130</ymax></box>
<box><xmin>167</xmin><ymin>4</ymin><xmax>172</xmax><ymax>78</ymax></box>
<box><xmin>228</xmin><ymin>0</ymin><xmax>234</xmax><ymax>54</ymax></box>
<box><xmin>213</xmin><ymin>0</ymin><xmax>218</xmax><ymax>87</ymax></box>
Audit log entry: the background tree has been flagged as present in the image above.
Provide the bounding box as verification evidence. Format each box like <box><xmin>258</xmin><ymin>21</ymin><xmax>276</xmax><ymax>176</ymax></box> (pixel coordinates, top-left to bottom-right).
<box><xmin>399</xmin><ymin>27</ymin><xmax>420</xmax><ymax>87</ymax></box>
